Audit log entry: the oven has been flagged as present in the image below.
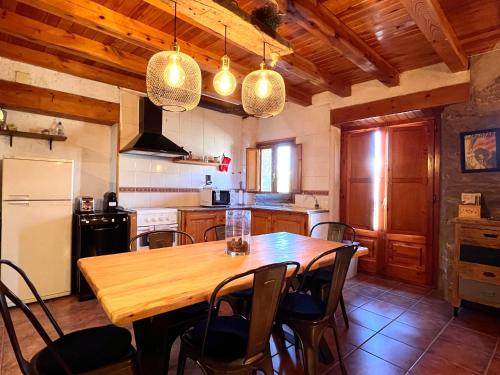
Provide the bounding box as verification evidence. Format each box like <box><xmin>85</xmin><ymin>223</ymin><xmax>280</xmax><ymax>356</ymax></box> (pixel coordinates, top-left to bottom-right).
<box><xmin>134</xmin><ymin>208</ymin><xmax>179</xmax><ymax>250</ymax></box>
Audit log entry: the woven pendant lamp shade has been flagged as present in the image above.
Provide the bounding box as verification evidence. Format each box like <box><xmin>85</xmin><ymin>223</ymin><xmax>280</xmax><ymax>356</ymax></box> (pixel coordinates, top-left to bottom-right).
<box><xmin>242</xmin><ymin>63</ymin><xmax>285</xmax><ymax>118</ymax></box>
<box><xmin>146</xmin><ymin>46</ymin><xmax>202</xmax><ymax>112</ymax></box>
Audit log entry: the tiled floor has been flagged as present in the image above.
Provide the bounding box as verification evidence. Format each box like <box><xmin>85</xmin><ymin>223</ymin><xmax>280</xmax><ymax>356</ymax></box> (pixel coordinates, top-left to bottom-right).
<box><xmin>1</xmin><ymin>273</ymin><xmax>499</xmax><ymax>375</ymax></box>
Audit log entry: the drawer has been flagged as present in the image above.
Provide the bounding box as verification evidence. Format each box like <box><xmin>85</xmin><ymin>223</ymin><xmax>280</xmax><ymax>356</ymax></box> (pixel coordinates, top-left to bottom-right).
<box><xmin>460</xmin><ymin>244</ymin><xmax>500</xmax><ymax>267</ymax></box>
<box><xmin>459</xmin><ymin>278</ymin><xmax>500</xmax><ymax>308</ymax></box>
<box><xmin>459</xmin><ymin>262</ymin><xmax>500</xmax><ymax>285</ymax></box>
<box><xmin>461</xmin><ymin>226</ymin><xmax>500</xmax><ymax>248</ymax></box>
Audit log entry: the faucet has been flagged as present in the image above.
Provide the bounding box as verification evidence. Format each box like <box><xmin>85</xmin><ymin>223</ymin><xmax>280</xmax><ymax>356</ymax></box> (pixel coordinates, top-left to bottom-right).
<box><xmin>311</xmin><ymin>195</ymin><xmax>320</xmax><ymax>209</ymax></box>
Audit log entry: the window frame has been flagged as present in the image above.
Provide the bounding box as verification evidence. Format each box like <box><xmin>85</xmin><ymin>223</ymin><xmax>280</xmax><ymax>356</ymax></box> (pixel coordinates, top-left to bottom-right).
<box><xmin>256</xmin><ymin>138</ymin><xmax>296</xmax><ymax>194</ymax></box>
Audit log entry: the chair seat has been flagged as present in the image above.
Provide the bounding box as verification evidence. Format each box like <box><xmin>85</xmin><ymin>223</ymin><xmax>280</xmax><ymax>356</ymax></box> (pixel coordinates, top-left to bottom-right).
<box><xmin>230</xmin><ymin>288</ymin><xmax>253</xmax><ymax>298</ymax></box>
<box><xmin>279</xmin><ymin>292</ymin><xmax>326</xmax><ymax>321</ymax></box>
<box><xmin>184</xmin><ymin>315</ymin><xmax>249</xmax><ymax>362</ymax></box>
<box><xmin>34</xmin><ymin>325</ymin><xmax>133</xmax><ymax>375</ymax></box>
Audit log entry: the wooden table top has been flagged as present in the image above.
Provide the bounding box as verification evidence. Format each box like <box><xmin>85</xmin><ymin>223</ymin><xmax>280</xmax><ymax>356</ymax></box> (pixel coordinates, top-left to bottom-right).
<box><xmin>78</xmin><ymin>232</ymin><xmax>368</xmax><ymax>325</ymax></box>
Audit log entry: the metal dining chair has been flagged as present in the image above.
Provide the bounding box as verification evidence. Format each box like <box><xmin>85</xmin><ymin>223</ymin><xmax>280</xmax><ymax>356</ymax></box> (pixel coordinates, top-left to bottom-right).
<box><xmin>177</xmin><ymin>261</ymin><xmax>300</xmax><ymax>375</ymax></box>
<box><xmin>308</xmin><ymin>222</ymin><xmax>356</xmax><ymax>328</ymax></box>
<box><xmin>0</xmin><ymin>259</ymin><xmax>137</xmax><ymax>375</ymax></box>
<box><xmin>128</xmin><ymin>230</ymin><xmax>205</xmax><ymax>375</ymax></box>
<box><xmin>202</xmin><ymin>224</ymin><xmax>226</xmax><ymax>242</ymax></box>
<box><xmin>277</xmin><ymin>245</ymin><xmax>357</xmax><ymax>375</ymax></box>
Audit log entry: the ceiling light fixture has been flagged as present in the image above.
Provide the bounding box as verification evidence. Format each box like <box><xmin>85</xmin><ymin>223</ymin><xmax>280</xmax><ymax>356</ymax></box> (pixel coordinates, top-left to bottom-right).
<box><xmin>242</xmin><ymin>42</ymin><xmax>285</xmax><ymax>118</ymax></box>
<box><xmin>213</xmin><ymin>25</ymin><xmax>237</xmax><ymax>97</ymax></box>
<box><xmin>146</xmin><ymin>2</ymin><xmax>202</xmax><ymax>112</ymax></box>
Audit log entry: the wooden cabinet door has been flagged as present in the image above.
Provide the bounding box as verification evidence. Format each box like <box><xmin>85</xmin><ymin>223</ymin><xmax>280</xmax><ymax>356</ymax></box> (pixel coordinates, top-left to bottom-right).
<box><xmin>271</xmin><ymin>213</ymin><xmax>308</xmax><ymax>235</ymax></box>
<box><xmin>182</xmin><ymin>211</ymin><xmax>218</xmax><ymax>243</ymax></box>
<box><xmin>246</xmin><ymin>148</ymin><xmax>261</xmax><ymax>192</ymax></box>
<box><xmin>384</xmin><ymin>121</ymin><xmax>435</xmax><ymax>284</ymax></box>
<box><xmin>341</xmin><ymin>129</ymin><xmax>382</xmax><ymax>273</ymax></box>
<box><xmin>251</xmin><ymin>210</ymin><xmax>272</xmax><ymax>235</ymax></box>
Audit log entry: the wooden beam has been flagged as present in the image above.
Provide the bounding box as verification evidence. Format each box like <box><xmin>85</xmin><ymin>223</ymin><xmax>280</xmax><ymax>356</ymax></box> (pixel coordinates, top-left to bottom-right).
<box><xmin>288</xmin><ymin>0</ymin><xmax>400</xmax><ymax>87</ymax></box>
<box><xmin>0</xmin><ymin>40</ymin><xmax>146</xmax><ymax>93</ymax></box>
<box><xmin>399</xmin><ymin>0</ymin><xmax>468</xmax><ymax>72</ymax></box>
<box><xmin>142</xmin><ymin>0</ymin><xmax>348</xmax><ymax>97</ymax></box>
<box><xmin>0</xmin><ymin>79</ymin><xmax>119</xmax><ymax>125</ymax></box>
<box><xmin>330</xmin><ymin>82</ymin><xmax>470</xmax><ymax>124</ymax></box>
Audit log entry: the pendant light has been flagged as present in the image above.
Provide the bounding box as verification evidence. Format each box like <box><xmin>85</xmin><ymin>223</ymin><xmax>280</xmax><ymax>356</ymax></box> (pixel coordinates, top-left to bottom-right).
<box><xmin>242</xmin><ymin>42</ymin><xmax>285</xmax><ymax>118</ymax></box>
<box><xmin>146</xmin><ymin>2</ymin><xmax>201</xmax><ymax>112</ymax></box>
<box><xmin>213</xmin><ymin>25</ymin><xmax>237</xmax><ymax>96</ymax></box>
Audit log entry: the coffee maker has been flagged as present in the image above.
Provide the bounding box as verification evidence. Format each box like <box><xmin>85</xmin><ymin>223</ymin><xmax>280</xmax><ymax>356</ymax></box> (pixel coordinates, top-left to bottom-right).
<box><xmin>103</xmin><ymin>191</ymin><xmax>118</xmax><ymax>212</ymax></box>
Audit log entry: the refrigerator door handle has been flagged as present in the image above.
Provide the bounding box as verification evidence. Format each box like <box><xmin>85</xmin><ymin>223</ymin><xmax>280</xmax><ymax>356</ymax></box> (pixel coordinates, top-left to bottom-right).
<box><xmin>7</xmin><ymin>201</ymin><xmax>30</xmax><ymax>205</ymax></box>
<box><xmin>7</xmin><ymin>194</ymin><xmax>30</xmax><ymax>199</ymax></box>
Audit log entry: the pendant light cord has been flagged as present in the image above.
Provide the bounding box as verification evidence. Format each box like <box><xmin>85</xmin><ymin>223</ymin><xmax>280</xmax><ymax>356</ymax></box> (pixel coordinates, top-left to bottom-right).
<box><xmin>262</xmin><ymin>41</ymin><xmax>266</xmax><ymax>63</ymax></box>
<box><xmin>224</xmin><ymin>25</ymin><xmax>227</xmax><ymax>55</ymax></box>
<box><xmin>174</xmin><ymin>2</ymin><xmax>177</xmax><ymax>44</ymax></box>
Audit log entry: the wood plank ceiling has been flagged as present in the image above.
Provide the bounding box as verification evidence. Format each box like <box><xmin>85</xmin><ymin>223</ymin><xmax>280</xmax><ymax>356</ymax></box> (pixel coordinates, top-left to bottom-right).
<box><xmin>0</xmin><ymin>0</ymin><xmax>498</xmax><ymax>107</ymax></box>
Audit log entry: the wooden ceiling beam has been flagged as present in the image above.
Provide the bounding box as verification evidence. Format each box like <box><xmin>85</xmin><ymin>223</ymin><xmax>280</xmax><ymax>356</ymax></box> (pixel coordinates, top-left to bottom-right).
<box><xmin>287</xmin><ymin>0</ymin><xmax>400</xmax><ymax>87</ymax></box>
<box><xmin>331</xmin><ymin>82</ymin><xmax>470</xmax><ymax>124</ymax></box>
<box><xmin>0</xmin><ymin>79</ymin><xmax>119</xmax><ymax>125</ymax></box>
<box><xmin>143</xmin><ymin>0</ymin><xmax>349</xmax><ymax>97</ymax></box>
<box><xmin>399</xmin><ymin>0</ymin><xmax>468</xmax><ymax>72</ymax></box>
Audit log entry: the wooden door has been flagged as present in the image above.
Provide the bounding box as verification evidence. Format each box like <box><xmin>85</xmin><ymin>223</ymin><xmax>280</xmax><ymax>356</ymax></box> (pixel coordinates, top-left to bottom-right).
<box><xmin>251</xmin><ymin>210</ymin><xmax>272</xmax><ymax>235</ymax></box>
<box><xmin>182</xmin><ymin>211</ymin><xmax>218</xmax><ymax>243</ymax></box>
<box><xmin>384</xmin><ymin>122</ymin><xmax>435</xmax><ymax>284</ymax></box>
<box><xmin>341</xmin><ymin>129</ymin><xmax>382</xmax><ymax>273</ymax></box>
<box><xmin>272</xmin><ymin>212</ymin><xmax>308</xmax><ymax>235</ymax></box>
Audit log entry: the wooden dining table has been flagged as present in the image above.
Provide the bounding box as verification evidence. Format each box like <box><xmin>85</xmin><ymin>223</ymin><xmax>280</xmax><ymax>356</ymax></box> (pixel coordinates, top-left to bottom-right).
<box><xmin>78</xmin><ymin>232</ymin><xmax>367</xmax><ymax>373</ymax></box>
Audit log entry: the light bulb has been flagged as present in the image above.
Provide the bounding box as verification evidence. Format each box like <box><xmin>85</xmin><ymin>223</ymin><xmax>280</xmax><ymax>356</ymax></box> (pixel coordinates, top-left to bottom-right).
<box><xmin>213</xmin><ymin>55</ymin><xmax>236</xmax><ymax>96</ymax></box>
<box><xmin>163</xmin><ymin>53</ymin><xmax>186</xmax><ymax>88</ymax></box>
<box><xmin>255</xmin><ymin>70</ymin><xmax>271</xmax><ymax>99</ymax></box>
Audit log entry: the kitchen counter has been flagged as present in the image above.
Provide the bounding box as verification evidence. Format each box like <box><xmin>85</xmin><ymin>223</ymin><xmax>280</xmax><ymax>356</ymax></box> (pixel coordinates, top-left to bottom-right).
<box><xmin>174</xmin><ymin>205</ymin><xmax>328</xmax><ymax>215</ymax></box>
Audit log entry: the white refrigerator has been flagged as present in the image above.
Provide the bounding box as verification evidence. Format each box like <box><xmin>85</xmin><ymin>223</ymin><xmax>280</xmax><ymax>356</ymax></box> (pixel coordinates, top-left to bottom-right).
<box><xmin>1</xmin><ymin>157</ymin><xmax>74</xmax><ymax>302</ymax></box>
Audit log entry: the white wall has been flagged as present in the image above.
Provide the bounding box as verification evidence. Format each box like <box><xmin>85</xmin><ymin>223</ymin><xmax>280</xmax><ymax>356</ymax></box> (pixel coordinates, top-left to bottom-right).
<box><xmin>0</xmin><ymin>57</ymin><xmax>119</xmax><ymax>207</ymax></box>
<box><xmin>118</xmin><ymin>90</ymin><xmax>245</xmax><ymax>208</ymax></box>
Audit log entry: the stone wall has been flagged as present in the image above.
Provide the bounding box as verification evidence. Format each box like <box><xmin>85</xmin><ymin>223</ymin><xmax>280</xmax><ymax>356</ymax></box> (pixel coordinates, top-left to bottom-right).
<box><xmin>440</xmin><ymin>49</ymin><xmax>500</xmax><ymax>291</ymax></box>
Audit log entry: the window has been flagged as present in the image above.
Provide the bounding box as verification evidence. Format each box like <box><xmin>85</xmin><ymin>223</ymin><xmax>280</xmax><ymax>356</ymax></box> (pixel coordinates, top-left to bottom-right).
<box><xmin>246</xmin><ymin>139</ymin><xmax>302</xmax><ymax>193</ymax></box>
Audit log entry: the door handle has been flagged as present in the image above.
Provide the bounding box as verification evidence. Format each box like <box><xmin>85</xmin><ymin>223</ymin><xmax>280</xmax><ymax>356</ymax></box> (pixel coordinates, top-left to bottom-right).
<box><xmin>483</xmin><ymin>233</ymin><xmax>498</xmax><ymax>239</ymax></box>
<box><xmin>8</xmin><ymin>201</ymin><xmax>29</xmax><ymax>205</ymax></box>
<box><xmin>483</xmin><ymin>272</ymin><xmax>496</xmax><ymax>278</ymax></box>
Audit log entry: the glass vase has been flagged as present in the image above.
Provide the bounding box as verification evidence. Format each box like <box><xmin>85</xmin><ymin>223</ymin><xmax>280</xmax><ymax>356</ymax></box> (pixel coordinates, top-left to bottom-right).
<box><xmin>225</xmin><ymin>209</ymin><xmax>251</xmax><ymax>256</ymax></box>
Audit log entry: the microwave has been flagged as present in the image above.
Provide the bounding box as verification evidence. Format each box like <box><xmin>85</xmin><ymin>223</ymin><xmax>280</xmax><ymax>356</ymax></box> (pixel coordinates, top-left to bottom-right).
<box><xmin>200</xmin><ymin>188</ymin><xmax>230</xmax><ymax>207</ymax></box>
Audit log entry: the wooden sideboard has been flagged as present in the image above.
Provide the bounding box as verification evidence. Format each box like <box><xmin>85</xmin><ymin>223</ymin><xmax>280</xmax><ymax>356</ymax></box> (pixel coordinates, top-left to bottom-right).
<box><xmin>450</xmin><ymin>218</ymin><xmax>500</xmax><ymax>315</ymax></box>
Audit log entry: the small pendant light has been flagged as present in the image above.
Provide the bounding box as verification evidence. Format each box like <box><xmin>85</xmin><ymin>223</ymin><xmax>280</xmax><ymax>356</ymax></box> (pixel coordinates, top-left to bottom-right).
<box><xmin>213</xmin><ymin>25</ymin><xmax>237</xmax><ymax>97</ymax></box>
<box><xmin>146</xmin><ymin>2</ymin><xmax>202</xmax><ymax>112</ymax></box>
<box><xmin>242</xmin><ymin>42</ymin><xmax>285</xmax><ymax>118</ymax></box>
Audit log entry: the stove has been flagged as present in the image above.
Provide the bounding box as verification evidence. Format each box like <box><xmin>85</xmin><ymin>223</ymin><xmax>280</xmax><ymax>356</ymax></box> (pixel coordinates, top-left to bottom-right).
<box><xmin>134</xmin><ymin>208</ymin><xmax>179</xmax><ymax>249</ymax></box>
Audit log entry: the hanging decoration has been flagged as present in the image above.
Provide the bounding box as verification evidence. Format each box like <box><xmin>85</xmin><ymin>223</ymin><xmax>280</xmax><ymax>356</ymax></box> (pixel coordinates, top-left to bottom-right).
<box><xmin>213</xmin><ymin>25</ymin><xmax>237</xmax><ymax>97</ymax></box>
<box><xmin>242</xmin><ymin>42</ymin><xmax>285</xmax><ymax>118</ymax></box>
<box><xmin>146</xmin><ymin>2</ymin><xmax>202</xmax><ymax>112</ymax></box>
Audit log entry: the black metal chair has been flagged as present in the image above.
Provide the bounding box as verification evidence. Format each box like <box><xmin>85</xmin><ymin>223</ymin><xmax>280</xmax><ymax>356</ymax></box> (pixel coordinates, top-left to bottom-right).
<box><xmin>128</xmin><ymin>230</ymin><xmax>206</xmax><ymax>375</ymax></box>
<box><xmin>0</xmin><ymin>259</ymin><xmax>137</xmax><ymax>375</ymax></box>
<box><xmin>203</xmin><ymin>224</ymin><xmax>226</xmax><ymax>242</ymax></box>
<box><xmin>129</xmin><ymin>229</ymin><xmax>195</xmax><ymax>250</ymax></box>
<box><xmin>277</xmin><ymin>245</ymin><xmax>357</xmax><ymax>375</ymax></box>
<box><xmin>177</xmin><ymin>261</ymin><xmax>300</xmax><ymax>375</ymax></box>
<box><xmin>308</xmin><ymin>222</ymin><xmax>356</xmax><ymax>328</ymax></box>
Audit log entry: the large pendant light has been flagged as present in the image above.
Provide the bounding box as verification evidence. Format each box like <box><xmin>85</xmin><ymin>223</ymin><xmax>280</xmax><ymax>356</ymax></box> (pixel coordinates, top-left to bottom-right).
<box><xmin>213</xmin><ymin>25</ymin><xmax>237</xmax><ymax>96</ymax></box>
<box><xmin>242</xmin><ymin>42</ymin><xmax>285</xmax><ymax>118</ymax></box>
<box><xmin>146</xmin><ymin>2</ymin><xmax>201</xmax><ymax>112</ymax></box>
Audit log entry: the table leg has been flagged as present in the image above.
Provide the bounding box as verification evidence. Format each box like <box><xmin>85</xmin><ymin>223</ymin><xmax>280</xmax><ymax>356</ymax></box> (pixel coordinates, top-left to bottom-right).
<box><xmin>133</xmin><ymin>318</ymin><xmax>165</xmax><ymax>375</ymax></box>
<box><xmin>283</xmin><ymin>330</ymin><xmax>335</xmax><ymax>364</ymax></box>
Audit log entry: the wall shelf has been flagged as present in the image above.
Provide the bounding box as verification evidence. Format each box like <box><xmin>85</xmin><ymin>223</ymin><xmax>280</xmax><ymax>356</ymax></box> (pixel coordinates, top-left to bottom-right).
<box><xmin>173</xmin><ymin>158</ymin><xmax>220</xmax><ymax>167</ymax></box>
<box><xmin>0</xmin><ymin>129</ymin><xmax>67</xmax><ymax>150</ymax></box>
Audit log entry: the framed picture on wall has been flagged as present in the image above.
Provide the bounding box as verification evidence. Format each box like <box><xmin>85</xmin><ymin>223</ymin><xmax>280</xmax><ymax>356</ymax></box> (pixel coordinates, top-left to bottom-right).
<box><xmin>461</xmin><ymin>128</ymin><xmax>500</xmax><ymax>173</ymax></box>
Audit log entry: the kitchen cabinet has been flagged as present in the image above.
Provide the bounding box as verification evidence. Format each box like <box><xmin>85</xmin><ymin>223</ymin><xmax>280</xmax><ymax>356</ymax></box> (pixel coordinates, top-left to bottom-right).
<box><xmin>180</xmin><ymin>210</ymin><xmax>225</xmax><ymax>243</ymax></box>
<box><xmin>251</xmin><ymin>210</ymin><xmax>273</xmax><ymax>235</ymax></box>
<box><xmin>251</xmin><ymin>210</ymin><xmax>308</xmax><ymax>236</ymax></box>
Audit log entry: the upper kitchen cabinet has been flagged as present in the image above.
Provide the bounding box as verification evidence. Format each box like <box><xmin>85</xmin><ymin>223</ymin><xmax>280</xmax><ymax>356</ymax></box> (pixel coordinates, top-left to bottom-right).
<box><xmin>246</xmin><ymin>139</ymin><xmax>302</xmax><ymax>194</ymax></box>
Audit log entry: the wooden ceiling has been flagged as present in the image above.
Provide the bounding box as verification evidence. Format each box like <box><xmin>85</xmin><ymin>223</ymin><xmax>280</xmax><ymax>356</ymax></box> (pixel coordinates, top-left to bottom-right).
<box><xmin>0</xmin><ymin>0</ymin><xmax>498</xmax><ymax>107</ymax></box>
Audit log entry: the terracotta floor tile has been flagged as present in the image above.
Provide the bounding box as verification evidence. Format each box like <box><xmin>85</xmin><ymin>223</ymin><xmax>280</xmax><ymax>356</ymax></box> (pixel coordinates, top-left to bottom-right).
<box><xmin>361</xmin><ymin>300</ymin><xmax>406</xmax><ymax>319</ymax></box>
<box><xmin>390</xmin><ymin>284</ymin><xmax>430</xmax><ymax>299</ymax></box>
<box><xmin>488</xmin><ymin>355</ymin><xmax>500</xmax><ymax>375</ymax></box>
<box><xmin>349</xmin><ymin>308</ymin><xmax>392</xmax><ymax>331</ymax></box>
<box><xmin>453</xmin><ymin>308</ymin><xmax>500</xmax><ymax>337</ymax></box>
<box><xmin>380</xmin><ymin>320</ymin><xmax>440</xmax><ymax>350</ymax></box>
<box><xmin>361</xmin><ymin>334</ymin><xmax>423</xmax><ymax>370</ymax></box>
<box><xmin>428</xmin><ymin>334</ymin><xmax>493</xmax><ymax>373</ymax></box>
<box><xmin>440</xmin><ymin>324</ymin><xmax>497</xmax><ymax>354</ymax></box>
<box><xmin>396</xmin><ymin>310</ymin><xmax>450</xmax><ymax>331</ymax></box>
<box><xmin>342</xmin><ymin>289</ymin><xmax>373</xmax><ymax>307</ymax></box>
<box><xmin>409</xmin><ymin>352</ymin><xmax>481</xmax><ymax>375</ymax></box>
<box><xmin>409</xmin><ymin>300</ymin><xmax>453</xmax><ymax>320</ymax></box>
<box><xmin>343</xmin><ymin>349</ymin><xmax>406</xmax><ymax>375</ymax></box>
<box><xmin>272</xmin><ymin>345</ymin><xmax>304</xmax><ymax>375</ymax></box>
<box><xmin>335</xmin><ymin>320</ymin><xmax>377</xmax><ymax>347</ymax></box>
<box><xmin>348</xmin><ymin>284</ymin><xmax>386</xmax><ymax>299</ymax></box>
<box><xmin>376</xmin><ymin>292</ymin><xmax>418</xmax><ymax>309</ymax></box>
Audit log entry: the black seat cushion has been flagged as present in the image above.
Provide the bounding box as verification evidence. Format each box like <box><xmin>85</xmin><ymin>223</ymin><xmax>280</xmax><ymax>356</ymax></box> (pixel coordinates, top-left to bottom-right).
<box><xmin>279</xmin><ymin>292</ymin><xmax>326</xmax><ymax>320</ymax></box>
<box><xmin>35</xmin><ymin>325</ymin><xmax>133</xmax><ymax>375</ymax></box>
<box><xmin>184</xmin><ymin>315</ymin><xmax>249</xmax><ymax>362</ymax></box>
<box><xmin>231</xmin><ymin>288</ymin><xmax>253</xmax><ymax>298</ymax></box>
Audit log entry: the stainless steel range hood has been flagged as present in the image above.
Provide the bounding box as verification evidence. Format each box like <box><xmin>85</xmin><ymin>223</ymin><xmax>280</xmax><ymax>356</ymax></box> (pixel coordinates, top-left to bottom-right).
<box><xmin>120</xmin><ymin>97</ymin><xmax>188</xmax><ymax>158</ymax></box>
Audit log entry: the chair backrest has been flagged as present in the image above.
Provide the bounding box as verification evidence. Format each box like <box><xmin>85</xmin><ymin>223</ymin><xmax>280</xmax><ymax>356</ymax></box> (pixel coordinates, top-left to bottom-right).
<box><xmin>300</xmin><ymin>245</ymin><xmax>357</xmax><ymax>319</ymax></box>
<box><xmin>309</xmin><ymin>221</ymin><xmax>356</xmax><ymax>243</ymax></box>
<box><xmin>0</xmin><ymin>260</ymin><xmax>72</xmax><ymax>375</ymax></box>
<box><xmin>203</xmin><ymin>261</ymin><xmax>300</xmax><ymax>362</ymax></box>
<box><xmin>203</xmin><ymin>225</ymin><xmax>226</xmax><ymax>242</ymax></box>
<box><xmin>129</xmin><ymin>230</ymin><xmax>194</xmax><ymax>250</ymax></box>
